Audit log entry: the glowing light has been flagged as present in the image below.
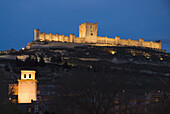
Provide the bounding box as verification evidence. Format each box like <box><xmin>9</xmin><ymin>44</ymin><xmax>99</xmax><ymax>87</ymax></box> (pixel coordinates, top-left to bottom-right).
<box><xmin>147</xmin><ymin>56</ymin><xmax>150</xmax><ymax>59</ymax></box>
<box><xmin>9</xmin><ymin>98</ymin><xmax>11</xmax><ymax>100</ymax></box>
<box><xmin>114</xmin><ymin>100</ymin><xmax>119</xmax><ymax>104</ymax></box>
<box><xmin>122</xmin><ymin>90</ymin><xmax>125</xmax><ymax>93</ymax></box>
<box><xmin>12</xmin><ymin>99</ymin><xmax>17</xmax><ymax>103</ymax></box>
<box><xmin>110</xmin><ymin>51</ymin><xmax>116</xmax><ymax>54</ymax></box>
<box><xmin>22</xmin><ymin>48</ymin><xmax>25</xmax><ymax>50</ymax></box>
<box><xmin>8</xmin><ymin>84</ymin><xmax>18</xmax><ymax>95</ymax></box>
<box><xmin>160</xmin><ymin>58</ymin><xmax>163</xmax><ymax>60</ymax></box>
<box><xmin>156</xmin><ymin>99</ymin><xmax>158</xmax><ymax>102</ymax></box>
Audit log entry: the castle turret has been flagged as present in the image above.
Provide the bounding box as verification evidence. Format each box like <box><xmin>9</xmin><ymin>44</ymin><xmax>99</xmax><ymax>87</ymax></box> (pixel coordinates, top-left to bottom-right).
<box><xmin>43</xmin><ymin>32</ymin><xmax>45</xmax><ymax>41</ymax></box>
<box><xmin>139</xmin><ymin>38</ymin><xmax>144</xmax><ymax>47</ymax></box>
<box><xmin>62</xmin><ymin>34</ymin><xmax>65</xmax><ymax>42</ymax></box>
<box><xmin>49</xmin><ymin>32</ymin><xmax>52</xmax><ymax>41</ymax></box>
<box><xmin>158</xmin><ymin>40</ymin><xmax>161</xmax><ymax>49</ymax></box>
<box><xmin>128</xmin><ymin>38</ymin><xmax>131</xmax><ymax>45</ymax></box>
<box><xmin>115</xmin><ymin>36</ymin><xmax>120</xmax><ymax>45</ymax></box>
<box><xmin>150</xmin><ymin>40</ymin><xmax>153</xmax><ymax>48</ymax></box>
<box><xmin>34</xmin><ymin>29</ymin><xmax>40</xmax><ymax>41</ymax></box>
<box><xmin>56</xmin><ymin>33</ymin><xmax>59</xmax><ymax>41</ymax></box>
<box><xmin>69</xmin><ymin>34</ymin><xmax>75</xmax><ymax>43</ymax></box>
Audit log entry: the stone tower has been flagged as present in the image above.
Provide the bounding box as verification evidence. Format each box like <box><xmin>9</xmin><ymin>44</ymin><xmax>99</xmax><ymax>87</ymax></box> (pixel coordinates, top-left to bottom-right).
<box><xmin>34</xmin><ymin>29</ymin><xmax>40</xmax><ymax>41</ymax></box>
<box><xmin>79</xmin><ymin>22</ymin><xmax>98</xmax><ymax>43</ymax></box>
<box><xmin>18</xmin><ymin>70</ymin><xmax>37</xmax><ymax>103</ymax></box>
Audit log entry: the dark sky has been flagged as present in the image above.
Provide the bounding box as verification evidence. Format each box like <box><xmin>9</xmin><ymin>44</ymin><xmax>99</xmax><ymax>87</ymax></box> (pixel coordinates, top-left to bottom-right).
<box><xmin>0</xmin><ymin>0</ymin><xmax>170</xmax><ymax>52</ymax></box>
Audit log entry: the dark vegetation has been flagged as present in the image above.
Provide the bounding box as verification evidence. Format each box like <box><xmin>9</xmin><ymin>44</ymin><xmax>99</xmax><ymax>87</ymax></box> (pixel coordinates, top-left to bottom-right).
<box><xmin>0</xmin><ymin>45</ymin><xmax>170</xmax><ymax>113</ymax></box>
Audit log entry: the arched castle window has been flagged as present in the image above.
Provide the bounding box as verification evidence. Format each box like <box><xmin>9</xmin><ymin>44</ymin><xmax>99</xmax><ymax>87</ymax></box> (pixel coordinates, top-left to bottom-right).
<box><xmin>24</xmin><ymin>74</ymin><xmax>26</xmax><ymax>78</ymax></box>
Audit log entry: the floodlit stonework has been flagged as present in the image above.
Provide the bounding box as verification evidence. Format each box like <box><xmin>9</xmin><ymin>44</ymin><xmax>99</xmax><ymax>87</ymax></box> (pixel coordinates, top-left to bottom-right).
<box><xmin>34</xmin><ymin>22</ymin><xmax>161</xmax><ymax>49</ymax></box>
<box><xmin>18</xmin><ymin>70</ymin><xmax>37</xmax><ymax>103</ymax></box>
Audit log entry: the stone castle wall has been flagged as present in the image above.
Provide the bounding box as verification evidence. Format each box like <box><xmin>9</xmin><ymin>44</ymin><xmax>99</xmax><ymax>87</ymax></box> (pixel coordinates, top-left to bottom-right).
<box><xmin>34</xmin><ymin>23</ymin><xmax>161</xmax><ymax>50</ymax></box>
<box><xmin>95</xmin><ymin>36</ymin><xmax>161</xmax><ymax>49</ymax></box>
<box><xmin>34</xmin><ymin>29</ymin><xmax>75</xmax><ymax>43</ymax></box>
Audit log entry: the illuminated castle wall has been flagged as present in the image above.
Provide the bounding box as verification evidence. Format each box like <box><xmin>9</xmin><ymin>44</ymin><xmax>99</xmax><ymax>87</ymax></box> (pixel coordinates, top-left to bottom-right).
<box><xmin>18</xmin><ymin>70</ymin><xmax>37</xmax><ymax>103</ymax></box>
<box><xmin>34</xmin><ymin>22</ymin><xmax>161</xmax><ymax>49</ymax></box>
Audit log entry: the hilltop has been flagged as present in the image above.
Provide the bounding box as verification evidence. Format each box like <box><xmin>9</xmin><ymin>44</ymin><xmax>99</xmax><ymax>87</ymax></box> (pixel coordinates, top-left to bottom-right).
<box><xmin>0</xmin><ymin>41</ymin><xmax>170</xmax><ymax>89</ymax></box>
<box><xmin>0</xmin><ymin>42</ymin><xmax>170</xmax><ymax>113</ymax></box>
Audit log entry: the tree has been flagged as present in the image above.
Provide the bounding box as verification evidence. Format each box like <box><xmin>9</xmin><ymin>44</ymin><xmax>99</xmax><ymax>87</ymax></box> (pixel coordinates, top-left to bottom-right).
<box><xmin>63</xmin><ymin>61</ymin><xmax>69</xmax><ymax>69</ymax></box>
<box><xmin>10</xmin><ymin>48</ymin><xmax>16</xmax><ymax>52</ymax></box>
<box><xmin>56</xmin><ymin>71</ymin><xmax>118</xmax><ymax>114</ymax></box>
<box><xmin>39</xmin><ymin>56</ymin><xmax>45</xmax><ymax>66</ymax></box>
<box><xmin>25</xmin><ymin>56</ymin><xmax>32</xmax><ymax>66</ymax></box>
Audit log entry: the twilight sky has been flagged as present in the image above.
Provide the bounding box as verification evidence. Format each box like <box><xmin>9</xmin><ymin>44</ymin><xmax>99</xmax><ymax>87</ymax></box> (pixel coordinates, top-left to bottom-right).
<box><xmin>0</xmin><ymin>0</ymin><xmax>170</xmax><ymax>52</ymax></box>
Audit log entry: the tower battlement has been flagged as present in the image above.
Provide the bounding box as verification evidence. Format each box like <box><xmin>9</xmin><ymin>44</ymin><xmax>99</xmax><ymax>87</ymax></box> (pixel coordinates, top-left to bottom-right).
<box><xmin>33</xmin><ymin>22</ymin><xmax>161</xmax><ymax>50</ymax></box>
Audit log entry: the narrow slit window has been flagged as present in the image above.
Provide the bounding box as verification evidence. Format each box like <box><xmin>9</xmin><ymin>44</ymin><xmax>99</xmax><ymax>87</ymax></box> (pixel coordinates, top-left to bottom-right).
<box><xmin>29</xmin><ymin>74</ymin><xmax>31</xmax><ymax>78</ymax></box>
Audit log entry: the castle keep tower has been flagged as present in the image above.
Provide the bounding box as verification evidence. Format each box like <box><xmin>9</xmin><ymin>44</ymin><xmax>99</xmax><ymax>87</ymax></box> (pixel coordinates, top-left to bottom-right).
<box><xmin>34</xmin><ymin>29</ymin><xmax>40</xmax><ymax>41</ymax></box>
<box><xmin>18</xmin><ymin>70</ymin><xmax>37</xmax><ymax>103</ymax></box>
<box><xmin>79</xmin><ymin>22</ymin><xmax>98</xmax><ymax>43</ymax></box>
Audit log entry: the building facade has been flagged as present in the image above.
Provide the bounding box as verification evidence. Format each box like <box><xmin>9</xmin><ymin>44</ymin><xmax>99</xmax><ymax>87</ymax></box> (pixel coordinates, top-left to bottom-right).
<box><xmin>18</xmin><ymin>70</ymin><xmax>37</xmax><ymax>103</ymax></box>
<box><xmin>34</xmin><ymin>22</ymin><xmax>161</xmax><ymax>49</ymax></box>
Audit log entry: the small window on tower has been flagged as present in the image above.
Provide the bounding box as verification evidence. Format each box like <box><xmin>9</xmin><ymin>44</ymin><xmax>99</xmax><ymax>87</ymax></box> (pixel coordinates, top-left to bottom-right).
<box><xmin>29</xmin><ymin>74</ymin><xmax>31</xmax><ymax>78</ymax></box>
<box><xmin>90</xmin><ymin>25</ymin><xmax>92</xmax><ymax>29</ymax></box>
<box><xmin>24</xmin><ymin>74</ymin><xmax>26</xmax><ymax>78</ymax></box>
<box><xmin>91</xmin><ymin>33</ymin><xmax>93</xmax><ymax>36</ymax></box>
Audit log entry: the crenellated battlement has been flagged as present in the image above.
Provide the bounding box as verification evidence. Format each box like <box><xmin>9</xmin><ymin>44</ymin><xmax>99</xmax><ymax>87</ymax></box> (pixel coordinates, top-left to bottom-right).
<box><xmin>34</xmin><ymin>29</ymin><xmax>75</xmax><ymax>43</ymax></box>
<box><xmin>34</xmin><ymin>22</ymin><xmax>161</xmax><ymax>50</ymax></box>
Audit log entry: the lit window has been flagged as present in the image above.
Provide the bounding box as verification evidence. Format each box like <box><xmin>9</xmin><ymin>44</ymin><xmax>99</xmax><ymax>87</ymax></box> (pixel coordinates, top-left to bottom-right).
<box><xmin>24</xmin><ymin>74</ymin><xmax>26</xmax><ymax>78</ymax></box>
<box><xmin>29</xmin><ymin>74</ymin><xmax>31</xmax><ymax>78</ymax></box>
<box><xmin>160</xmin><ymin>58</ymin><xmax>163</xmax><ymax>61</ymax></box>
<box><xmin>110</xmin><ymin>51</ymin><xmax>116</xmax><ymax>54</ymax></box>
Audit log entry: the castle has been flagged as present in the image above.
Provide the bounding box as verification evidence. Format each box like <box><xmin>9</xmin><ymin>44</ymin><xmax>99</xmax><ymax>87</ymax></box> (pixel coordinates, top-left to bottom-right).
<box><xmin>34</xmin><ymin>22</ymin><xmax>161</xmax><ymax>49</ymax></box>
